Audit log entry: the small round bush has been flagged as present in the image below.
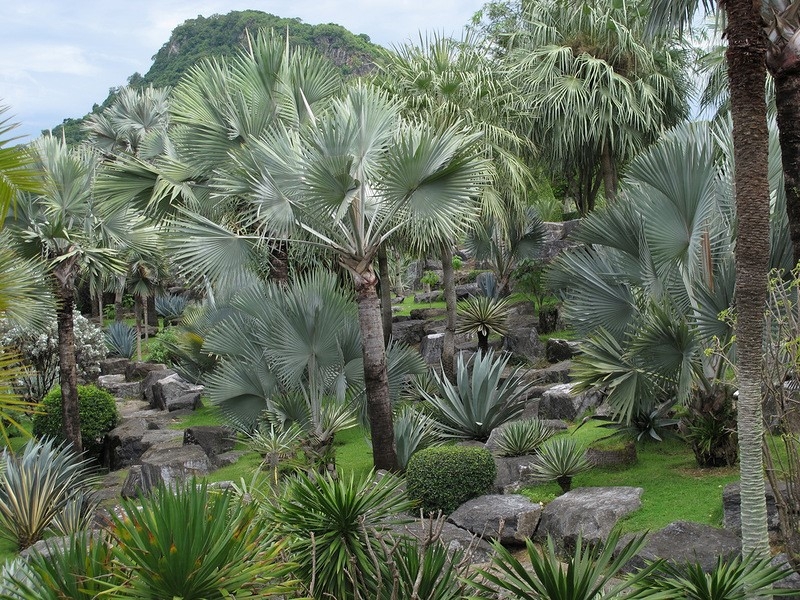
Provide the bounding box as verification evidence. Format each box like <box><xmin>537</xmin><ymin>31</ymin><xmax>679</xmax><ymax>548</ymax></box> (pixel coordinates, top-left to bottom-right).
<box><xmin>33</xmin><ymin>385</ymin><xmax>118</xmax><ymax>456</ymax></box>
<box><xmin>406</xmin><ymin>445</ymin><xmax>496</xmax><ymax>514</ymax></box>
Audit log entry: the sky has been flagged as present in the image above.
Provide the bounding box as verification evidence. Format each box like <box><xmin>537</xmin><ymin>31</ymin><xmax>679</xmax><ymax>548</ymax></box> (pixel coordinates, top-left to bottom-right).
<box><xmin>1</xmin><ymin>1</ymin><xmax>486</xmax><ymax>142</ymax></box>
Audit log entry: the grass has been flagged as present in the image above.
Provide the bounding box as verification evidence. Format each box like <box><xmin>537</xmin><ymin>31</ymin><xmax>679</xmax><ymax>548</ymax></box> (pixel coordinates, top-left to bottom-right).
<box><xmin>168</xmin><ymin>403</ymin><xmax>227</xmax><ymax>429</ymax></box>
<box><xmin>333</xmin><ymin>426</ymin><xmax>373</xmax><ymax>479</ymax></box>
<box><xmin>520</xmin><ymin>421</ymin><xmax>739</xmax><ymax>533</ymax></box>
<box><xmin>393</xmin><ymin>294</ymin><xmax>447</xmax><ymax>317</ymax></box>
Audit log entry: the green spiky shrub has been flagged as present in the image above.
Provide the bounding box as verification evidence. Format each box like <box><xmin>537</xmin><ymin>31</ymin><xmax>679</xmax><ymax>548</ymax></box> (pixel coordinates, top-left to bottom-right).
<box><xmin>33</xmin><ymin>385</ymin><xmax>117</xmax><ymax>458</ymax></box>
<box><xmin>103</xmin><ymin>321</ymin><xmax>137</xmax><ymax>359</ymax></box>
<box><xmin>394</xmin><ymin>404</ymin><xmax>443</xmax><ymax>471</ymax></box>
<box><xmin>421</xmin><ymin>350</ymin><xmax>533</xmax><ymax>442</ymax></box>
<box><xmin>406</xmin><ymin>445</ymin><xmax>496</xmax><ymax>514</ymax></box>
<box><xmin>111</xmin><ymin>480</ymin><xmax>294</xmax><ymax>599</ymax></box>
<box><xmin>0</xmin><ymin>438</ymin><xmax>99</xmax><ymax>550</ymax></box>
<box><xmin>457</xmin><ymin>295</ymin><xmax>512</xmax><ymax>353</ymax></box>
<box><xmin>529</xmin><ymin>436</ymin><xmax>591</xmax><ymax>493</ymax></box>
<box><xmin>495</xmin><ymin>418</ymin><xmax>554</xmax><ymax>457</ymax></box>
<box><xmin>272</xmin><ymin>470</ymin><xmax>413</xmax><ymax>600</ymax></box>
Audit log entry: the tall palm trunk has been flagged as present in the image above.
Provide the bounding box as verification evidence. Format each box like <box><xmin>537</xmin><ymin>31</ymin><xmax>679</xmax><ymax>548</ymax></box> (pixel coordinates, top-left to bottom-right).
<box><xmin>378</xmin><ymin>245</ymin><xmax>393</xmax><ymax>346</ymax></box>
<box><xmin>268</xmin><ymin>239</ymin><xmax>290</xmax><ymax>285</ymax></box>
<box><xmin>53</xmin><ymin>260</ymin><xmax>82</xmax><ymax>453</ymax></box>
<box><xmin>440</xmin><ymin>244</ymin><xmax>457</xmax><ymax>383</ymax></box>
<box><xmin>727</xmin><ymin>0</ymin><xmax>771</xmax><ymax>558</ymax></box>
<box><xmin>772</xmin><ymin>70</ymin><xmax>800</xmax><ymax>266</ymax></box>
<box><xmin>354</xmin><ymin>269</ymin><xmax>398</xmax><ymax>472</ymax></box>
<box><xmin>601</xmin><ymin>143</ymin><xmax>618</xmax><ymax>203</ymax></box>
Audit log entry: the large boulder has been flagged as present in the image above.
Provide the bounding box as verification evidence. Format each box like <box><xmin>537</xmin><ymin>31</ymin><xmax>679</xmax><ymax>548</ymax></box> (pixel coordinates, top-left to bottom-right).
<box><xmin>97</xmin><ymin>374</ymin><xmax>142</xmax><ymax>399</ymax></box>
<box><xmin>125</xmin><ymin>361</ymin><xmax>168</xmax><ymax>382</ymax></box>
<box><xmin>183</xmin><ymin>425</ymin><xmax>236</xmax><ymax>461</ymax></box>
<box><xmin>100</xmin><ymin>357</ymin><xmax>130</xmax><ymax>376</ymax></box>
<box><xmin>389</xmin><ymin>518</ymin><xmax>495</xmax><ymax>565</ymax></box>
<box><xmin>391</xmin><ymin>320</ymin><xmax>427</xmax><ymax>345</ymax></box>
<box><xmin>103</xmin><ymin>418</ymin><xmax>150</xmax><ymax>470</ymax></box>
<box><xmin>621</xmin><ymin>521</ymin><xmax>741</xmax><ymax>574</ymax></box>
<box><xmin>722</xmin><ymin>482</ymin><xmax>784</xmax><ymax>539</ymax></box>
<box><xmin>535</xmin><ymin>487</ymin><xmax>643</xmax><ymax>550</ymax></box>
<box><xmin>448</xmin><ymin>494</ymin><xmax>542</xmax><ymax>545</ymax></box>
<box><xmin>503</xmin><ymin>326</ymin><xmax>544</xmax><ymax>363</ymax></box>
<box><xmin>492</xmin><ymin>455</ymin><xmax>536</xmax><ymax>493</ymax></box>
<box><xmin>420</xmin><ymin>333</ymin><xmax>445</xmax><ymax>365</ymax></box>
<box><xmin>525</xmin><ymin>361</ymin><xmax>573</xmax><ymax>385</ymax></box>
<box><xmin>538</xmin><ymin>383</ymin><xmax>601</xmax><ymax>421</ymax></box>
<box><xmin>151</xmin><ymin>373</ymin><xmax>203</xmax><ymax>412</ymax></box>
<box><xmin>546</xmin><ymin>338</ymin><xmax>580</xmax><ymax>363</ymax></box>
<box><xmin>138</xmin><ymin>444</ymin><xmax>211</xmax><ymax>495</ymax></box>
<box><xmin>142</xmin><ymin>368</ymin><xmax>177</xmax><ymax>407</ymax></box>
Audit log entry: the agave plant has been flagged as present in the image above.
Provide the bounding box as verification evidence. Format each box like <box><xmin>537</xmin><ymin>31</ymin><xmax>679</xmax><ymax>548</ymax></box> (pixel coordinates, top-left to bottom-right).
<box><xmin>529</xmin><ymin>436</ymin><xmax>591</xmax><ymax>493</ymax></box>
<box><xmin>154</xmin><ymin>293</ymin><xmax>188</xmax><ymax>325</ymax></box>
<box><xmin>103</xmin><ymin>321</ymin><xmax>137</xmax><ymax>359</ymax></box>
<box><xmin>495</xmin><ymin>418</ymin><xmax>554</xmax><ymax>457</ymax></box>
<box><xmin>629</xmin><ymin>552</ymin><xmax>795</xmax><ymax>600</ymax></box>
<box><xmin>457</xmin><ymin>295</ymin><xmax>512</xmax><ymax>354</ymax></box>
<box><xmin>394</xmin><ymin>404</ymin><xmax>444</xmax><ymax>471</ymax></box>
<box><xmin>421</xmin><ymin>350</ymin><xmax>534</xmax><ymax>441</ymax></box>
<box><xmin>468</xmin><ymin>528</ymin><xmax>656</xmax><ymax>600</ymax></box>
<box><xmin>111</xmin><ymin>480</ymin><xmax>293</xmax><ymax>599</ymax></box>
<box><xmin>0</xmin><ymin>438</ymin><xmax>99</xmax><ymax>550</ymax></box>
<box><xmin>272</xmin><ymin>470</ymin><xmax>413</xmax><ymax>599</ymax></box>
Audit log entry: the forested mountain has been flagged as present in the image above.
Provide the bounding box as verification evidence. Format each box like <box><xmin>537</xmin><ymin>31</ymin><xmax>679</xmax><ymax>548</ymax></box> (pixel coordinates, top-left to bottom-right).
<box><xmin>52</xmin><ymin>10</ymin><xmax>383</xmax><ymax>143</ymax></box>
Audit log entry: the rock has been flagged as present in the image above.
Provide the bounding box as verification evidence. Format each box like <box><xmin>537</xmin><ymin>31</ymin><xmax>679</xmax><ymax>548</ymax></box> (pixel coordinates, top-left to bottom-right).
<box><xmin>97</xmin><ymin>374</ymin><xmax>142</xmax><ymax>399</ymax></box>
<box><xmin>448</xmin><ymin>494</ymin><xmax>542</xmax><ymax>545</ymax></box>
<box><xmin>455</xmin><ymin>283</ymin><xmax>481</xmax><ymax>299</ymax></box>
<box><xmin>140</xmin><ymin>429</ymin><xmax>184</xmax><ymax>453</ymax></box>
<box><xmin>100</xmin><ymin>357</ymin><xmax>130</xmax><ymax>376</ymax></box>
<box><xmin>121</xmin><ymin>465</ymin><xmax>144</xmax><ymax>498</ymax></box>
<box><xmin>142</xmin><ymin>368</ymin><xmax>177</xmax><ymax>407</ymax></box>
<box><xmin>103</xmin><ymin>418</ymin><xmax>150</xmax><ymax>470</ymax></box>
<box><xmin>151</xmin><ymin>373</ymin><xmax>204</xmax><ymax>412</ymax></box>
<box><xmin>125</xmin><ymin>361</ymin><xmax>168</xmax><ymax>382</ymax></box>
<box><xmin>546</xmin><ymin>338</ymin><xmax>580</xmax><ymax>363</ymax></box>
<box><xmin>535</xmin><ymin>487</ymin><xmax>643</xmax><ymax>551</ymax></box>
<box><xmin>526</xmin><ymin>361</ymin><xmax>573</xmax><ymax>385</ymax></box>
<box><xmin>391</xmin><ymin>320</ymin><xmax>427</xmax><ymax>345</ymax></box>
<box><xmin>492</xmin><ymin>455</ymin><xmax>536</xmax><ymax>493</ymax></box>
<box><xmin>388</xmin><ymin>518</ymin><xmax>495</xmax><ymax>565</ymax></box>
<box><xmin>722</xmin><ymin>482</ymin><xmax>784</xmax><ymax>539</ymax></box>
<box><xmin>420</xmin><ymin>333</ymin><xmax>445</xmax><ymax>364</ymax></box>
<box><xmin>772</xmin><ymin>554</ymin><xmax>800</xmax><ymax>600</ymax></box>
<box><xmin>621</xmin><ymin>521</ymin><xmax>741</xmax><ymax>574</ymax></box>
<box><xmin>410</xmin><ymin>307</ymin><xmax>447</xmax><ymax>320</ymax></box>
<box><xmin>503</xmin><ymin>326</ymin><xmax>544</xmax><ymax>363</ymax></box>
<box><xmin>214</xmin><ymin>450</ymin><xmax>246</xmax><ymax>468</ymax></box>
<box><xmin>183</xmin><ymin>425</ymin><xmax>236</xmax><ymax>459</ymax></box>
<box><xmin>586</xmin><ymin>442</ymin><xmax>637</xmax><ymax>468</ymax></box>
<box><xmin>539</xmin><ymin>383</ymin><xmax>601</xmax><ymax>421</ymax></box>
<box><xmin>414</xmin><ymin>291</ymin><xmax>444</xmax><ymax>304</ymax></box>
<box><xmin>138</xmin><ymin>444</ymin><xmax>211</xmax><ymax>494</ymax></box>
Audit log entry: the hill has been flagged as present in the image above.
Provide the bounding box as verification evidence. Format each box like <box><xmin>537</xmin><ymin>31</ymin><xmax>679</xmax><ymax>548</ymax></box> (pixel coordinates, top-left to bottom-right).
<box><xmin>52</xmin><ymin>10</ymin><xmax>384</xmax><ymax>144</ymax></box>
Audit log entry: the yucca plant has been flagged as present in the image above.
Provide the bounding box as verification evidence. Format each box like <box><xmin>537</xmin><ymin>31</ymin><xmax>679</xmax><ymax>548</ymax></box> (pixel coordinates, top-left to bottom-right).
<box><xmin>468</xmin><ymin>528</ymin><xmax>656</xmax><ymax>600</ymax></box>
<box><xmin>111</xmin><ymin>480</ymin><xmax>294</xmax><ymax>599</ymax></box>
<box><xmin>421</xmin><ymin>350</ymin><xmax>534</xmax><ymax>441</ymax></box>
<box><xmin>529</xmin><ymin>436</ymin><xmax>591</xmax><ymax>493</ymax></box>
<box><xmin>272</xmin><ymin>470</ymin><xmax>414</xmax><ymax>599</ymax></box>
<box><xmin>0</xmin><ymin>348</ymin><xmax>38</xmax><ymax>446</ymax></box>
<box><xmin>629</xmin><ymin>551</ymin><xmax>796</xmax><ymax>599</ymax></box>
<box><xmin>457</xmin><ymin>295</ymin><xmax>512</xmax><ymax>353</ymax></box>
<box><xmin>394</xmin><ymin>404</ymin><xmax>444</xmax><ymax>471</ymax></box>
<box><xmin>103</xmin><ymin>321</ymin><xmax>137</xmax><ymax>359</ymax></box>
<box><xmin>1</xmin><ymin>530</ymin><xmax>115</xmax><ymax>599</ymax></box>
<box><xmin>0</xmin><ymin>438</ymin><xmax>99</xmax><ymax>550</ymax></box>
<box><xmin>48</xmin><ymin>488</ymin><xmax>100</xmax><ymax>537</ymax></box>
<box><xmin>495</xmin><ymin>418</ymin><xmax>554</xmax><ymax>457</ymax></box>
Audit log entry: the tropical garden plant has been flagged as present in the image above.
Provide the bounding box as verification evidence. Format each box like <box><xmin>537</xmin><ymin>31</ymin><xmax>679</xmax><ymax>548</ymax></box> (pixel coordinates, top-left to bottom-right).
<box><xmin>393</xmin><ymin>404</ymin><xmax>444</xmax><ymax>471</ymax></box>
<box><xmin>457</xmin><ymin>295</ymin><xmax>512</xmax><ymax>354</ymax></box>
<box><xmin>528</xmin><ymin>436</ymin><xmax>591</xmax><ymax>493</ymax></box>
<box><xmin>495</xmin><ymin>418</ymin><xmax>554</xmax><ymax>457</ymax></box>
<box><xmin>103</xmin><ymin>321</ymin><xmax>137</xmax><ymax>358</ymax></box>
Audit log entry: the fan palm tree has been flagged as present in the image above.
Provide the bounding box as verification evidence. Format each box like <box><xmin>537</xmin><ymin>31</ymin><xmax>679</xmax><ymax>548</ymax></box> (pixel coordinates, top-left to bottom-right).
<box><xmin>506</xmin><ymin>0</ymin><xmax>690</xmax><ymax>215</ymax></box>
<box><xmin>646</xmin><ymin>0</ymin><xmax>778</xmax><ymax>561</ymax></box>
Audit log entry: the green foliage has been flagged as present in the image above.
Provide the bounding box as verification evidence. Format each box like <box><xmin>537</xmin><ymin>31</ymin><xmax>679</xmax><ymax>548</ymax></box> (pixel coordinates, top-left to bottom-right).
<box><xmin>529</xmin><ymin>436</ymin><xmax>591</xmax><ymax>493</ymax></box>
<box><xmin>393</xmin><ymin>404</ymin><xmax>444</xmax><ymax>471</ymax></box>
<box><xmin>451</xmin><ymin>255</ymin><xmax>464</xmax><ymax>270</ymax></box>
<box><xmin>111</xmin><ymin>480</ymin><xmax>293</xmax><ymax>599</ymax></box>
<box><xmin>406</xmin><ymin>445</ymin><xmax>496</xmax><ymax>514</ymax></box>
<box><xmin>103</xmin><ymin>321</ymin><xmax>137</xmax><ymax>358</ymax></box>
<box><xmin>154</xmin><ymin>293</ymin><xmax>188</xmax><ymax>324</ymax></box>
<box><xmin>144</xmin><ymin>327</ymin><xmax>177</xmax><ymax>364</ymax></box>
<box><xmin>0</xmin><ymin>438</ymin><xmax>99</xmax><ymax>550</ymax></box>
<box><xmin>468</xmin><ymin>528</ymin><xmax>656</xmax><ymax>600</ymax></box>
<box><xmin>457</xmin><ymin>295</ymin><xmax>512</xmax><ymax>352</ymax></box>
<box><xmin>421</xmin><ymin>270</ymin><xmax>441</xmax><ymax>289</ymax></box>
<box><xmin>33</xmin><ymin>385</ymin><xmax>118</xmax><ymax>457</ymax></box>
<box><xmin>495</xmin><ymin>418</ymin><xmax>554</xmax><ymax>457</ymax></box>
<box><xmin>272</xmin><ymin>470</ymin><xmax>412</xmax><ymax>599</ymax></box>
<box><xmin>422</xmin><ymin>350</ymin><xmax>533</xmax><ymax>441</ymax></box>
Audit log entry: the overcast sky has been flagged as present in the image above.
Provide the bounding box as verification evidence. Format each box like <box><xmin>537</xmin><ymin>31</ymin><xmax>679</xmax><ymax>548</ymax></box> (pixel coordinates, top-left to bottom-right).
<box><xmin>1</xmin><ymin>1</ymin><xmax>485</xmax><ymax>141</ymax></box>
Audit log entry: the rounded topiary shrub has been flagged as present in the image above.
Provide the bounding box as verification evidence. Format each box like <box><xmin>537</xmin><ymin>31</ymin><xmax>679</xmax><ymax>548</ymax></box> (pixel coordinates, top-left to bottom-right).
<box><xmin>33</xmin><ymin>384</ymin><xmax>118</xmax><ymax>457</ymax></box>
<box><xmin>406</xmin><ymin>445</ymin><xmax>496</xmax><ymax>514</ymax></box>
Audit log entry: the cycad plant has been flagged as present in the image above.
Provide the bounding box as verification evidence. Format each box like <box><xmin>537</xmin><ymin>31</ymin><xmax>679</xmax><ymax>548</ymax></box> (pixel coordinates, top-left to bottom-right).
<box><xmin>457</xmin><ymin>295</ymin><xmax>512</xmax><ymax>353</ymax></box>
<box><xmin>421</xmin><ymin>350</ymin><xmax>533</xmax><ymax>441</ymax></box>
<box><xmin>272</xmin><ymin>470</ymin><xmax>413</xmax><ymax>599</ymax></box>
<box><xmin>0</xmin><ymin>438</ymin><xmax>100</xmax><ymax>550</ymax></box>
<box><xmin>529</xmin><ymin>436</ymin><xmax>591</xmax><ymax>493</ymax></box>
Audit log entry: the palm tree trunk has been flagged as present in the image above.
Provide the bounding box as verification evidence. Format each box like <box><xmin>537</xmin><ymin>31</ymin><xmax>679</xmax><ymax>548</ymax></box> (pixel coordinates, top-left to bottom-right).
<box><xmin>135</xmin><ymin>297</ymin><xmax>142</xmax><ymax>362</ymax></box>
<box><xmin>378</xmin><ymin>245</ymin><xmax>393</xmax><ymax>346</ymax></box>
<box><xmin>354</xmin><ymin>270</ymin><xmax>398</xmax><ymax>472</ymax></box>
<box><xmin>772</xmin><ymin>69</ymin><xmax>800</xmax><ymax>267</ymax></box>
<box><xmin>114</xmin><ymin>287</ymin><xmax>124</xmax><ymax>322</ymax></box>
<box><xmin>54</xmin><ymin>271</ymin><xmax>82</xmax><ymax>453</ymax></box>
<box><xmin>268</xmin><ymin>239</ymin><xmax>290</xmax><ymax>285</ymax></box>
<box><xmin>440</xmin><ymin>244</ymin><xmax>457</xmax><ymax>383</ymax></box>
<box><xmin>601</xmin><ymin>142</ymin><xmax>618</xmax><ymax>203</ymax></box>
<box><xmin>727</xmin><ymin>0</ymin><xmax>771</xmax><ymax>558</ymax></box>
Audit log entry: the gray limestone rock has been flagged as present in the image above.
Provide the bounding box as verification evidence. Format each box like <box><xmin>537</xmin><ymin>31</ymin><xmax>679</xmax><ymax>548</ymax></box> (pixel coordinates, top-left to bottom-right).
<box><xmin>448</xmin><ymin>494</ymin><xmax>543</xmax><ymax>545</ymax></box>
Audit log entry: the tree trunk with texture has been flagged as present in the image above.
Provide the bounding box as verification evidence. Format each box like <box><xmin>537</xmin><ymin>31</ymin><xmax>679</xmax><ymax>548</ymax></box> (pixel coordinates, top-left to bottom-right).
<box><xmin>727</xmin><ymin>0</ymin><xmax>771</xmax><ymax>558</ymax></box>
<box><xmin>268</xmin><ymin>239</ymin><xmax>290</xmax><ymax>285</ymax></box>
<box><xmin>440</xmin><ymin>245</ymin><xmax>457</xmax><ymax>383</ymax></box>
<box><xmin>601</xmin><ymin>142</ymin><xmax>618</xmax><ymax>203</ymax></box>
<box><xmin>354</xmin><ymin>270</ymin><xmax>398</xmax><ymax>472</ymax></box>
<box><xmin>55</xmin><ymin>277</ymin><xmax>82</xmax><ymax>453</ymax></box>
<box><xmin>772</xmin><ymin>64</ymin><xmax>800</xmax><ymax>267</ymax></box>
<box><xmin>378</xmin><ymin>245</ymin><xmax>393</xmax><ymax>346</ymax></box>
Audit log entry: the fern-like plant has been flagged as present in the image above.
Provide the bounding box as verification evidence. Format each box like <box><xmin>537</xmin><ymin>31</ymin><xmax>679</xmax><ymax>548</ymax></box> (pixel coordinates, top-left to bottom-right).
<box><xmin>529</xmin><ymin>436</ymin><xmax>591</xmax><ymax>493</ymax></box>
<box><xmin>457</xmin><ymin>295</ymin><xmax>512</xmax><ymax>353</ymax></box>
<box><xmin>104</xmin><ymin>321</ymin><xmax>136</xmax><ymax>359</ymax></box>
<box><xmin>422</xmin><ymin>350</ymin><xmax>533</xmax><ymax>441</ymax></box>
<box><xmin>496</xmin><ymin>419</ymin><xmax>554</xmax><ymax>457</ymax></box>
